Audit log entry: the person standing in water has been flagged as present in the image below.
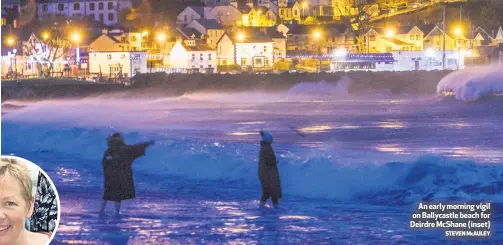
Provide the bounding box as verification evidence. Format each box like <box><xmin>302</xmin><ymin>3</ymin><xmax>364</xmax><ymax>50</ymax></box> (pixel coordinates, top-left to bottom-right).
<box><xmin>99</xmin><ymin>133</ymin><xmax>154</xmax><ymax>217</ymax></box>
<box><xmin>258</xmin><ymin>131</ymin><xmax>282</xmax><ymax>207</ymax></box>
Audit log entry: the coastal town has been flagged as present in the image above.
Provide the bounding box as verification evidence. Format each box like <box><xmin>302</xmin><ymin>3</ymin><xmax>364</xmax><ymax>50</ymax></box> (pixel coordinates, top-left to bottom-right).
<box><xmin>1</xmin><ymin>0</ymin><xmax>503</xmax><ymax>82</ymax></box>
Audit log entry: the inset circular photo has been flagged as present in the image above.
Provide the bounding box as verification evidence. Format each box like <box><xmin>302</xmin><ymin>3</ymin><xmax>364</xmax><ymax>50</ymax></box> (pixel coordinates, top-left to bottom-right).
<box><xmin>0</xmin><ymin>156</ymin><xmax>61</xmax><ymax>245</ymax></box>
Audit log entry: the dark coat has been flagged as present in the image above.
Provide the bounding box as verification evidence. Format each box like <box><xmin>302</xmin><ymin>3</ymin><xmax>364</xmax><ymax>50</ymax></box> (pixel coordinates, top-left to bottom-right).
<box><xmin>102</xmin><ymin>138</ymin><xmax>149</xmax><ymax>202</ymax></box>
<box><xmin>258</xmin><ymin>141</ymin><xmax>282</xmax><ymax>199</ymax></box>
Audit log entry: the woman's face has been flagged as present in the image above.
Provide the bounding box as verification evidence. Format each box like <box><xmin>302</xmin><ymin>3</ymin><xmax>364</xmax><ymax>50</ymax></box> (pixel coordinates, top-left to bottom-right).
<box><xmin>0</xmin><ymin>174</ymin><xmax>33</xmax><ymax>245</ymax></box>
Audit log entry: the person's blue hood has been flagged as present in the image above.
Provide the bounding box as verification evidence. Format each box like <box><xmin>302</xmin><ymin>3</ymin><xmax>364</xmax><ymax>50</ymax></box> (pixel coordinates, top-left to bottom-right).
<box><xmin>260</xmin><ymin>131</ymin><xmax>273</xmax><ymax>144</ymax></box>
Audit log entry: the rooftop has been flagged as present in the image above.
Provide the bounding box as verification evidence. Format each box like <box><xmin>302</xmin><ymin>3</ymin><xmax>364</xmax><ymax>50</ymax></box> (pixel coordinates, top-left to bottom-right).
<box><xmin>195</xmin><ymin>19</ymin><xmax>224</xmax><ymax>29</ymax></box>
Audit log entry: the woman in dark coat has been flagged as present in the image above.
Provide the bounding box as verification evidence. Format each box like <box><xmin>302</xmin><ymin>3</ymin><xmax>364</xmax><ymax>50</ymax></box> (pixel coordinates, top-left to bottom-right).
<box><xmin>99</xmin><ymin>133</ymin><xmax>154</xmax><ymax>216</ymax></box>
<box><xmin>258</xmin><ymin>131</ymin><xmax>282</xmax><ymax>207</ymax></box>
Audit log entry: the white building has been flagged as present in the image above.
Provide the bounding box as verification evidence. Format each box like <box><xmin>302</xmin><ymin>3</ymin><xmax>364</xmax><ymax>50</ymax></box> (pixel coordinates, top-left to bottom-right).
<box><xmin>1</xmin><ymin>54</ymin><xmax>41</xmax><ymax>78</ymax></box>
<box><xmin>216</xmin><ymin>32</ymin><xmax>275</xmax><ymax>70</ymax></box>
<box><xmin>167</xmin><ymin>40</ymin><xmax>217</xmax><ymax>73</ymax></box>
<box><xmin>89</xmin><ymin>51</ymin><xmax>147</xmax><ymax>77</ymax></box>
<box><xmin>16</xmin><ymin>33</ymin><xmax>69</xmax><ymax>77</ymax></box>
<box><xmin>37</xmin><ymin>0</ymin><xmax>132</xmax><ymax>26</ymax></box>
<box><xmin>392</xmin><ymin>50</ymin><xmax>464</xmax><ymax>71</ymax></box>
<box><xmin>234</xmin><ymin>35</ymin><xmax>275</xmax><ymax>70</ymax></box>
<box><xmin>330</xmin><ymin>50</ymin><xmax>464</xmax><ymax>72</ymax></box>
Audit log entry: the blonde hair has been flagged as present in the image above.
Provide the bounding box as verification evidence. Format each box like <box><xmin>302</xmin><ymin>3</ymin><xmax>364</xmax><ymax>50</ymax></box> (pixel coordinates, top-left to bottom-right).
<box><xmin>0</xmin><ymin>158</ymin><xmax>33</xmax><ymax>203</ymax></box>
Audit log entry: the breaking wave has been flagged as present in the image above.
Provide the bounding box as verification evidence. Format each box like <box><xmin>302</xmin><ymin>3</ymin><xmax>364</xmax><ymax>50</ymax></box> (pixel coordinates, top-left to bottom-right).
<box><xmin>437</xmin><ymin>65</ymin><xmax>503</xmax><ymax>102</ymax></box>
<box><xmin>3</xmin><ymin>123</ymin><xmax>502</xmax><ymax>206</ymax></box>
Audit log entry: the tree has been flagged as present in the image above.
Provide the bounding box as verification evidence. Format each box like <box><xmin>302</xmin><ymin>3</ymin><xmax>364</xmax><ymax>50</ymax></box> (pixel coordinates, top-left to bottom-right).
<box><xmin>333</xmin><ymin>0</ymin><xmax>380</xmax><ymax>52</ymax></box>
<box><xmin>466</xmin><ymin>0</ymin><xmax>503</xmax><ymax>31</ymax></box>
<box><xmin>23</xmin><ymin>22</ymin><xmax>71</xmax><ymax>77</ymax></box>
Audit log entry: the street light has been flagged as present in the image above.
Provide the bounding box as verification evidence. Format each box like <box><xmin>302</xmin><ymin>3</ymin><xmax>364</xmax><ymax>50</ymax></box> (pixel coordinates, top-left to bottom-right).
<box><xmin>386</xmin><ymin>28</ymin><xmax>395</xmax><ymax>37</ymax></box>
<box><xmin>13</xmin><ymin>48</ymin><xmax>17</xmax><ymax>75</ymax></box>
<box><xmin>155</xmin><ymin>32</ymin><xmax>167</xmax><ymax>72</ymax></box>
<box><xmin>72</xmin><ymin>33</ymin><xmax>80</xmax><ymax>42</ymax></box>
<box><xmin>156</xmin><ymin>33</ymin><xmax>166</xmax><ymax>42</ymax></box>
<box><xmin>455</xmin><ymin>27</ymin><xmax>462</xmax><ymax>69</ymax></box>
<box><xmin>314</xmin><ymin>31</ymin><xmax>321</xmax><ymax>72</ymax></box>
<box><xmin>5</xmin><ymin>37</ymin><xmax>17</xmax><ymax>78</ymax></box>
<box><xmin>6</xmin><ymin>37</ymin><xmax>15</xmax><ymax>46</ymax></box>
<box><xmin>43</xmin><ymin>32</ymin><xmax>49</xmax><ymax>41</ymax></box>
<box><xmin>302</xmin><ymin>2</ymin><xmax>307</xmax><ymax>22</ymax></box>
<box><xmin>71</xmin><ymin>32</ymin><xmax>81</xmax><ymax>77</ymax></box>
<box><xmin>455</xmin><ymin>27</ymin><xmax>462</xmax><ymax>37</ymax></box>
<box><xmin>366</xmin><ymin>29</ymin><xmax>370</xmax><ymax>54</ymax></box>
<box><xmin>237</xmin><ymin>32</ymin><xmax>245</xmax><ymax>42</ymax></box>
<box><xmin>256</xmin><ymin>10</ymin><xmax>262</xmax><ymax>26</ymax></box>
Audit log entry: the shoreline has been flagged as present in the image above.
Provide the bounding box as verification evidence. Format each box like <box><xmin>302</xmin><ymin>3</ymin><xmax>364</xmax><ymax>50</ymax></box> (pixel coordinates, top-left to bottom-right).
<box><xmin>1</xmin><ymin>71</ymin><xmax>452</xmax><ymax>102</ymax></box>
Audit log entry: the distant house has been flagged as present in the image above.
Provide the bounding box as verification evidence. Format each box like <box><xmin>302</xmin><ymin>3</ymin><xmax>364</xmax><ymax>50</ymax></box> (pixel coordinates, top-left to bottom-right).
<box><xmin>238</xmin><ymin>27</ymin><xmax>287</xmax><ymax>58</ymax></box>
<box><xmin>36</xmin><ymin>0</ymin><xmax>132</xmax><ymax>26</ymax></box>
<box><xmin>166</xmin><ymin>40</ymin><xmax>217</xmax><ymax>74</ymax></box>
<box><xmin>422</xmin><ymin>25</ymin><xmax>456</xmax><ymax>51</ymax></box>
<box><xmin>216</xmin><ymin>32</ymin><xmax>235</xmax><ymax>66</ymax></box>
<box><xmin>1</xmin><ymin>6</ymin><xmax>19</xmax><ymax>28</ymax></box>
<box><xmin>241</xmin><ymin>6</ymin><xmax>277</xmax><ymax>27</ymax></box>
<box><xmin>216</xmin><ymin>31</ymin><xmax>275</xmax><ymax>71</ymax></box>
<box><xmin>472</xmin><ymin>27</ymin><xmax>494</xmax><ymax>47</ymax></box>
<box><xmin>177</xmin><ymin>4</ymin><xmax>243</xmax><ymax>27</ymax></box>
<box><xmin>176</xmin><ymin>6</ymin><xmax>213</xmax><ymax>25</ymax></box>
<box><xmin>89</xmin><ymin>51</ymin><xmax>147</xmax><ymax>77</ymax></box>
<box><xmin>278</xmin><ymin>24</ymin><xmax>315</xmax><ymax>52</ymax></box>
<box><xmin>89</xmin><ymin>30</ymin><xmax>143</xmax><ymax>52</ymax></box>
<box><xmin>279</xmin><ymin>23</ymin><xmax>354</xmax><ymax>54</ymax></box>
<box><xmin>186</xmin><ymin>19</ymin><xmax>225</xmax><ymax>48</ymax></box>
<box><xmin>235</xmin><ymin>34</ymin><xmax>274</xmax><ymax>70</ymax></box>
<box><xmin>365</xmin><ymin>25</ymin><xmax>424</xmax><ymax>53</ymax></box>
<box><xmin>177</xmin><ymin>27</ymin><xmax>205</xmax><ymax>41</ymax></box>
<box><xmin>494</xmin><ymin>26</ymin><xmax>503</xmax><ymax>44</ymax></box>
<box><xmin>257</xmin><ymin>0</ymin><xmax>278</xmax><ymax>17</ymax></box>
<box><xmin>277</xmin><ymin>0</ymin><xmax>302</xmax><ymax>23</ymax></box>
<box><xmin>207</xmin><ymin>5</ymin><xmax>243</xmax><ymax>26</ymax></box>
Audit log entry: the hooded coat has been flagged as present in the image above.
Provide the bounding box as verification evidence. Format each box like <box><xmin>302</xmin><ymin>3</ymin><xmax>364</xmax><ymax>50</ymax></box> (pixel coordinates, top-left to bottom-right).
<box><xmin>258</xmin><ymin>141</ymin><xmax>282</xmax><ymax>199</ymax></box>
<box><xmin>102</xmin><ymin>136</ymin><xmax>149</xmax><ymax>202</ymax></box>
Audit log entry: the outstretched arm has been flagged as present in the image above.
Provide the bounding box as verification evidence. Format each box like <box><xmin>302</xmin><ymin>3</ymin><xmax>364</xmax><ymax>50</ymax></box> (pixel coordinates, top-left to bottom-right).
<box><xmin>127</xmin><ymin>141</ymin><xmax>155</xmax><ymax>160</ymax></box>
